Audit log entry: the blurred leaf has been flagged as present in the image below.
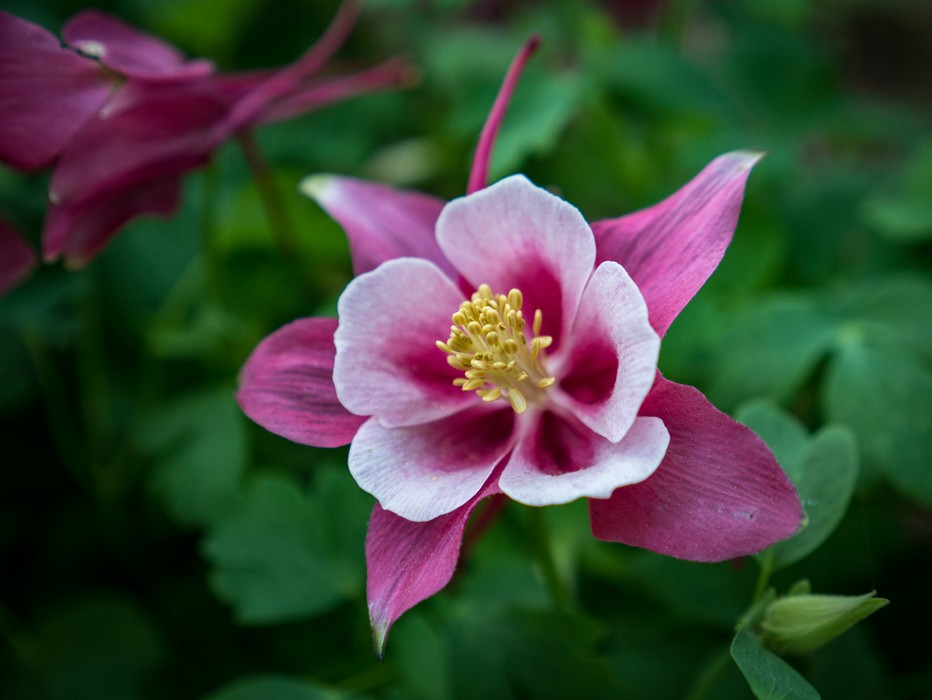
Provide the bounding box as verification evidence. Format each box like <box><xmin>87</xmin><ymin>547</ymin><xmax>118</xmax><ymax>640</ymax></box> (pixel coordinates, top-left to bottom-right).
<box><xmin>824</xmin><ymin>343</ymin><xmax>932</xmax><ymax>505</ymax></box>
<box><xmin>770</xmin><ymin>427</ymin><xmax>858</xmax><ymax>567</ymax></box>
<box><xmin>140</xmin><ymin>387</ymin><xmax>246</xmax><ymax>528</ymax></box>
<box><xmin>739</xmin><ymin>402</ymin><xmax>859</xmax><ymax>567</ymax></box>
<box><xmin>203</xmin><ymin>468</ymin><xmax>366</xmax><ymax>624</ymax></box>
<box><xmin>33</xmin><ymin>594</ymin><xmax>164</xmax><ymax>700</ymax></box>
<box><xmin>865</xmin><ymin>142</ymin><xmax>932</xmax><ymax>242</ymax></box>
<box><xmin>447</xmin><ymin>608</ymin><xmax>618</xmax><ymax>700</ymax></box>
<box><xmin>731</xmin><ymin>628</ymin><xmax>820</xmax><ymax>700</ymax></box>
<box><xmin>202</xmin><ymin>675</ymin><xmax>353</xmax><ymax>700</ymax></box>
<box><xmin>711</xmin><ymin>295</ymin><xmax>838</xmax><ymax>410</ymax></box>
<box><xmin>835</xmin><ymin>275</ymin><xmax>932</xmax><ymax>358</ymax></box>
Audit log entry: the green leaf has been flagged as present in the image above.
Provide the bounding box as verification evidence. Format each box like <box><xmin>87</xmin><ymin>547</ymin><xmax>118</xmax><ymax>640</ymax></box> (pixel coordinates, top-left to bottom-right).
<box><xmin>731</xmin><ymin>628</ymin><xmax>820</xmax><ymax>700</ymax></box>
<box><xmin>769</xmin><ymin>427</ymin><xmax>858</xmax><ymax>567</ymax></box>
<box><xmin>739</xmin><ymin>403</ymin><xmax>859</xmax><ymax>567</ymax></box>
<box><xmin>865</xmin><ymin>141</ymin><xmax>932</xmax><ymax>242</ymax></box>
<box><xmin>711</xmin><ymin>295</ymin><xmax>837</xmax><ymax>410</ymax></box>
<box><xmin>202</xmin><ymin>675</ymin><xmax>352</xmax><ymax>700</ymax></box>
<box><xmin>202</xmin><ymin>469</ymin><xmax>365</xmax><ymax>624</ymax></box>
<box><xmin>32</xmin><ymin>594</ymin><xmax>165</xmax><ymax>700</ymax></box>
<box><xmin>140</xmin><ymin>387</ymin><xmax>246</xmax><ymax>529</ymax></box>
<box><xmin>824</xmin><ymin>344</ymin><xmax>932</xmax><ymax>505</ymax></box>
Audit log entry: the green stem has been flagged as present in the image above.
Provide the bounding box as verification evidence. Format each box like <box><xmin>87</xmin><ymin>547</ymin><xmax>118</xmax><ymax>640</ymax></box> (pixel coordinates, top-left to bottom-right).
<box><xmin>236</xmin><ymin>129</ymin><xmax>298</xmax><ymax>257</ymax></box>
<box><xmin>752</xmin><ymin>550</ymin><xmax>775</xmax><ymax>605</ymax></box>
<box><xmin>683</xmin><ymin>648</ymin><xmax>732</xmax><ymax>700</ymax></box>
<box><xmin>527</xmin><ymin>506</ymin><xmax>574</xmax><ymax>611</ymax></box>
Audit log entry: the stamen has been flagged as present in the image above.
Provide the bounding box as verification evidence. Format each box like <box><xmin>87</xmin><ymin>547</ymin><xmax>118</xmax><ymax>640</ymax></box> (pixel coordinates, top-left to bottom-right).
<box><xmin>437</xmin><ymin>284</ymin><xmax>556</xmax><ymax>414</ymax></box>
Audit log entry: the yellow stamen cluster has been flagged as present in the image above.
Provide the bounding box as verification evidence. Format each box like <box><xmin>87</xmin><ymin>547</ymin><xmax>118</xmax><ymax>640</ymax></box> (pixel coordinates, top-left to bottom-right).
<box><xmin>436</xmin><ymin>284</ymin><xmax>556</xmax><ymax>414</ymax></box>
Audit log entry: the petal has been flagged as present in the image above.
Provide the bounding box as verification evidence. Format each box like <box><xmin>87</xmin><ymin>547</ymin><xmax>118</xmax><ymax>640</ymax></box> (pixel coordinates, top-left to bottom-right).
<box><xmin>62</xmin><ymin>10</ymin><xmax>213</xmax><ymax>81</ymax></box>
<box><xmin>43</xmin><ymin>178</ymin><xmax>181</xmax><ymax>266</ymax></box>
<box><xmin>350</xmin><ymin>408</ymin><xmax>513</xmax><ymax>522</ymax></box>
<box><xmin>592</xmin><ymin>151</ymin><xmax>762</xmax><ymax>337</ymax></box>
<box><xmin>333</xmin><ymin>258</ymin><xmax>472</xmax><ymax>426</ymax></box>
<box><xmin>589</xmin><ymin>375</ymin><xmax>803</xmax><ymax>561</ymax></box>
<box><xmin>300</xmin><ymin>175</ymin><xmax>454</xmax><ymax>277</ymax></box>
<box><xmin>499</xmin><ymin>412</ymin><xmax>668</xmax><ymax>506</ymax></box>
<box><xmin>48</xmin><ymin>81</ymin><xmax>225</xmax><ymax>211</ymax></box>
<box><xmin>237</xmin><ymin>317</ymin><xmax>365</xmax><ymax>448</ymax></box>
<box><xmin>437</xmin><ymin>175</ymin><xmax>596</xmax><ymax>353</ymax></box>
<box><xmin>366</xmin><ymin>478</ymin><xmax>500</xmax><ymax>656</ymax></box>
<box><xmin>466</xmin><ymin>36</ymin><xmax>540</xmax><ymax>194</ymax></box>
<box><xmin>255</xmin><ymin>58</ymin><xmax>413</xmax><ymax>125</ymax></box>
<box><xmin>553</xmin><ymin>261</ymin><xmax>659</xmax><ymax>442</ymax></box>
<box><xmin>0</xmin><ymin>222</ymin><xmax>37</xmax><ymax>296</ymax></box>
<box><xmin>0</xmin><ymin>12</ymin><xmax>110</xmax><ymax>170</ymax></box>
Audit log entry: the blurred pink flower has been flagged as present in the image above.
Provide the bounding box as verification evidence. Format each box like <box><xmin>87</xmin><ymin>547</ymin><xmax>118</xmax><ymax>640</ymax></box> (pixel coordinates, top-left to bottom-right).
<box><xmin>0</xmin><ymin>3</ymin><xmax>411</xmax><ymax>266</ymax></box>
<box><xmin>236</xmin><ymin>39</ymin><xmax>802</xmax><ymax>653</ymax></box>
<box><xmin>0</xmin><ymin>222</ymin><xmax>37</xmax><ymax>295</ymax></box>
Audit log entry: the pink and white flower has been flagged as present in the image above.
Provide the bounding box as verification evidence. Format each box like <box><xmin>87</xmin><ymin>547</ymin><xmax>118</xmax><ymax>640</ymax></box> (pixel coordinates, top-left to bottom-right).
<box><xmin>237</xmin><ymin>40</ymin><xmax>802</xmax><ymax>653</ymax></box>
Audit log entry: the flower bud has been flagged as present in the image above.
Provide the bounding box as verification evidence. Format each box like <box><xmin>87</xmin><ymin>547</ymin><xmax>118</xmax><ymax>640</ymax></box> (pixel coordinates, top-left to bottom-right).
<box><xmin>760</xmin><ymin>588</ymin><xmax>888</xmax><ymax>655</ymax></box>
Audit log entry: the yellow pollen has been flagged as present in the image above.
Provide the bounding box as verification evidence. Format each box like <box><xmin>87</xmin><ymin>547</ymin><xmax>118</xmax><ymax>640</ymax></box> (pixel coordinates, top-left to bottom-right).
<box><xmin>437</xmin><ymin>284</ymin><xmax>556</xmax><ymax>414</ymax></box>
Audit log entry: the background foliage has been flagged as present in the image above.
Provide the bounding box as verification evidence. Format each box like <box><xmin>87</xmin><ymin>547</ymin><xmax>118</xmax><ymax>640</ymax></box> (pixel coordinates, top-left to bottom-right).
<box><xmin>1</xmin><ymin>0</ymin><xmax>930</xmax><ymax>698</ymax></box>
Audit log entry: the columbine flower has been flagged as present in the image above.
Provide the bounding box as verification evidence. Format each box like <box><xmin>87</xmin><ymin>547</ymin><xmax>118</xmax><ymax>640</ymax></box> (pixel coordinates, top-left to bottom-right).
<box><xmin>237</xmin><ymin>39</ymin><xmax>802</xmax><ymax>654</ymax></box>
<box><xmin>0</xmin><ymin>3</ymin><xmax>411</xmax><ymax>266</ymax></box>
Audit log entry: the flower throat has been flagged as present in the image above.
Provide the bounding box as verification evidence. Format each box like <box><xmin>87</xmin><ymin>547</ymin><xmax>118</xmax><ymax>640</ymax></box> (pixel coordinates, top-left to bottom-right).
<box><xmin>436</xmin><ymin>284</ymin><xmax>555</xmax><ymax>414</ymax></box>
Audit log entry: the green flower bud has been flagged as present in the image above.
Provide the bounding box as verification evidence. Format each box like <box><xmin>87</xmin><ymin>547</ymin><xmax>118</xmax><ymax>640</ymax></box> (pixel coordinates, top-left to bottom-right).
<box><xmin>760</xmin><ymin>588</ymin><xmax>888</xmax><ymax>655</ymax></box>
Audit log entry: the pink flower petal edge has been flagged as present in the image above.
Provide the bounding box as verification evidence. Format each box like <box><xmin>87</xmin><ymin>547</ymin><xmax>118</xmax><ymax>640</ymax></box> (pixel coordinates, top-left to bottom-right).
<box><xmin>437</xmin><ymin>175</ymin><xmax>596</xmax><ymax>353</ymax></box>
<box><xmin>553</xmin><ymin>261</ymin><xmax>659</xmax><ymax>442</ymax></box>
<box><xmin>237</xmin><ymin>317</ymin><xmax>365</xmax><ymax>448</ymax></box>
<box><xmin>300</xmin><ymin>175</ymin><xmax>454</xmax><ymax>278</ymax></box>
<box><xmin>62</xmin><ymin>10</ymin><xmax>213</xmax><ymax>81</ymax></box>
<box><xmin>592</xmin><ymin>151</ymin><xmax>763</xmax><ymax>337</ymax></box>
<box><xmin>499</xmin><ymin>414</ymin><xmax>669</xmax><ymax>506</ymax></box>
<box><xmin>0</xmin><ymin>222</ymin><xmax>37</xmax><ymax>296</ymax></box>
<box><xmin>333</xmin><ymin>258</ymin><xmax>473</xmax><ymax>427</ymax></box>
<box><xmin>0</xmin><ymin>12</ymin><xmax>111</xmax><ymax>171</ymax></box>
<box><xmin>589</xmin><ymin>375</ymin><xmax>802</xmax><ymax>561</ymax></box>
<box><xmin>349</xmin><ymin>408</ymin><xmax>514</xmax><ymax>521</ymax></box>
<box><xmin>366</xmin><ymin>478</ymin><xmax>500</xmax><ymax>657</ymax></box>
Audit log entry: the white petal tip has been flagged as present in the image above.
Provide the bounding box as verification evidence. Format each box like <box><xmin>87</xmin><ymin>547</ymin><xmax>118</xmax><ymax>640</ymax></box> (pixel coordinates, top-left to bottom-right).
<box><xmin>298</xmin><ymin>174</ymin><xmax>336</xmax><ymax>202</ymax></box>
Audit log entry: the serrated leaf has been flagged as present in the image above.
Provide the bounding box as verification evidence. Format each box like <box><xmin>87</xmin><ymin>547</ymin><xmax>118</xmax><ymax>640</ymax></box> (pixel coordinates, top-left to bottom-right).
<box><xmin>202</xmin><ymin>470</ymin><xmax>366</xmax><ymax>624</ymax></box>
<box><xmin>824</xmin><ymin>344</ymin><xmax>932</xmax><ymax>505</ymax></box>
<box><xmin>731</xmin><ymin>628</ymin><xmax>820</xmax><ymax>700</ymax></box>
<box><xmin>712</xmin><ymin>295</ymin><xmax>838</xmax><ymax>410</ymax></box>
<box><xmin>140</xmin><ymin>387</ymin><xmax>246</xmax><ymax>528</ymax></box>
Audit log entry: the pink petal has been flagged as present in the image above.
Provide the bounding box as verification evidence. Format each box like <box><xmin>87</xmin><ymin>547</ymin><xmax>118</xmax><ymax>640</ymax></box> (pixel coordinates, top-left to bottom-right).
<box><xmin>237</xmin><ymin>317</ymin><xmax>365</xmax><ymax>448</ymax></box>
<box><xmin>43</xmin><ymin>178</ymin><xmax>181</xmax><ymax>266</ymax></box>
<box><xmin>466</xmin><ymin>36</ymin><xmax>540</xmax><ymax>194</ymax></box>
<box><xmin>366</xmin><ymin>478</ymin><xmax>500</xmax><ymax>656</ymax></box>
<box><xmin>300</xmin><ymin>175</ymin><xmax>454</xmax><ymax>277</ymax></box>
<box><xmin>255</xmin><ymin>58</ymin><xmax>413</xmax><ymax>125</ymax></box>
<box><xmin>62</xmin><ymin>10</ymin><xmax>213</xmax><ymax>81</ymax></box>
<box><xmin>48</xmin><ymin>81</ymin><xmax>226</xmax><ymax>211</ymax></box>
<box><xmin>592</xmin><ymin>151</ymin><xmax>762</xmax><ymax>337</ymax></box>
<box><xmin>553</xmin><ymin>261</ymin><xmax>659</xmax><ymax>442</ymax></box>
<box><xmin>221</xmin><ymin>0</ymin><xmax>359</xmax><ymax>130</ymax></box>
<box><xmin>499</xmin><ymin>412</ymin><xmax>667</xmax><ymax>506</ymax></box>
<box><xmin>0</xmin><ymin>222</ymin><xmax>37</xmax><ymax>295</ymax></box>
<box><xmin>436</xmin><ymin>175</ymin><xmax>596</xmax><ymax>353</ymax></box>
<box><xmin>0</xmin><ymin>12</ymin><xmax>111</xmax><ymax>171</ymax></box>
<box><xmin>350</xmin><ymin>407</ymin><xmax>513</xmax><ymax>522</ymax></box>
<box><xmin>333</xmin><ymin>258</ymin><xmax>473</xmax><ymax>426</ymax></box>
<box><xmin>589</xmin><ymin>375</ymin><xmax>803</xmax><ymax>561</ymax></box>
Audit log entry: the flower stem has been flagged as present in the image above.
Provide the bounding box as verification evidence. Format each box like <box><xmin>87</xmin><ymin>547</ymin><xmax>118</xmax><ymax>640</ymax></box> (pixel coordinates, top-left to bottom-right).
<box><xmin>683</xmin><ymin>648</ymin><xmax>732</xmax><ymax>700</ymax></box>
<box><xmin>752</xmin><ymin>550</ymin><xmax>775</xmax><ymax>604</ymax></box>
<box><xmin>236</xmin><ymin>129</ymin><xmax>298</xmax><ymax>257</ymax></box>
<box><xmin>526</xmin><ymin>506</ymin><xmax>574</xmax><ymax>611</ymax></box>
<box><xmin>660</xmin><ymin>0</ymin><xmax>695</xmax><ymax>46</ymax></box>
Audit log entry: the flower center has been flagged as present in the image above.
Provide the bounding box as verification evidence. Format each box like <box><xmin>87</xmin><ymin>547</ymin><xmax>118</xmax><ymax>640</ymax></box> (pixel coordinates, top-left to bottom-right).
<box><xmin>436</xmin><ymin>284</ymin><xmax>556</xmax><ymax>414</ymax></box>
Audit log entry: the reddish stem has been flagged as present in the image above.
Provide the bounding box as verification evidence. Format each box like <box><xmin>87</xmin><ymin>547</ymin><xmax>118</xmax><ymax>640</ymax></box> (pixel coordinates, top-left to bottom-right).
<box><xmin>466</xmin><ymin>35</ymin><xmax>541</xmax><ymax>195</ymax></box>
